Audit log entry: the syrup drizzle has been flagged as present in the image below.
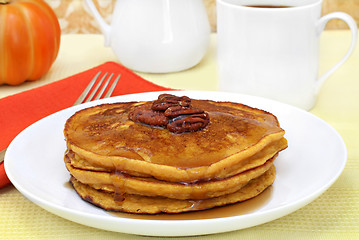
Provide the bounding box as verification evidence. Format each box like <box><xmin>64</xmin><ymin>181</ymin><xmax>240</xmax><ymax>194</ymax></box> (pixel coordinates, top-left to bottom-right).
<box><xmin>112</xmin><ymin>170</ymin><xmax>126</xmax><ymax>203</ymax></box>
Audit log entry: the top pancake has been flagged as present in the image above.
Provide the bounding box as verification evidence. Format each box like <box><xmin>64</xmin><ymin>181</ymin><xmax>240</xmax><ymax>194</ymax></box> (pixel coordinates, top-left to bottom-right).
<box><xmin>64</xmin><ymin>98</ymin><xmax>286</xmax><ymax>182</ymax></box>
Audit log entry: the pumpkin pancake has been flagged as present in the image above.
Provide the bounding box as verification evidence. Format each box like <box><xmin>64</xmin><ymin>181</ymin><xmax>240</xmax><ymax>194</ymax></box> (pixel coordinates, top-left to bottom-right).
<box><xmin>69</xmin><ymin>165</ymin><xmax>276</xmax><ymax>214</ymax></box>
<box><xmin>65</xmin><ymin>153</ymin><xmax>276</xmax><ymax>200</ymax></box>
<box><xmin>64</xmin><ymin>97</ymin><xmax>287</xmax><ymax>183</ymax></box>
<box><xmin>68</xmin><ymin>137</ymin><xmax>287</xmax><ymax>179</ymax></box>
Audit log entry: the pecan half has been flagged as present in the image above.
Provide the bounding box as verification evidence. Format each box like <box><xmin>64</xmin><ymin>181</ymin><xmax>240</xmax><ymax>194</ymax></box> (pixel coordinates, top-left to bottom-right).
<box><xmin>152</xmin><ymin>94</ymin><xmax>191</xmax><ymax>111</ymax></box>
<box><xmin>128</xmin><ymin>108</ymin><xmax>168</xmax><ymax>126</ymax></box>
<box><xmin>167</xmin><ymin>115</ymin><xmax>210</xmax><ymax>134</ymax></box>
<box><xmin>164</xmin><ymin>106</ymin><xmax>205</xmax><ymax>118</ymax></box>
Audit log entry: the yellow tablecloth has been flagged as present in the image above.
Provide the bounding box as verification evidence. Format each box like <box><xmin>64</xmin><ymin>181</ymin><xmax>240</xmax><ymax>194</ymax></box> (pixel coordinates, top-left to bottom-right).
<box><xmin>0</xmin><ymin>31</ymin><xmax>358</xmax><ymax>239</ymax></box>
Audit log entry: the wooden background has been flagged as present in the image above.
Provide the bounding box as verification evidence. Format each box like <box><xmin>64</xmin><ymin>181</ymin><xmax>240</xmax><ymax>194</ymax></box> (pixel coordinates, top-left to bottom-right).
<box><xmin>45</xmin><ymin>0</ymin><xmax>359</xmax><ymax>34</ymax></box>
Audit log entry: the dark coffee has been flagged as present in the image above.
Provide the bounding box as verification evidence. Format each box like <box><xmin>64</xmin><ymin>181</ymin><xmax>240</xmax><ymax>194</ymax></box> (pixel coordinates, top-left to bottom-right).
<box><xmin>245</xmin><ymin>5</ymin><xmax>292</xmax><ymax>8</ymax></box>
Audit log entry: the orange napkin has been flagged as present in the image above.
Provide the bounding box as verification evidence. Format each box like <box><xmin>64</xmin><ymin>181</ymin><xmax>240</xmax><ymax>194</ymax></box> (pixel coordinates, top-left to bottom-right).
<box><xmin>0</xmin><ymin>61</ymin><xmax>172</xmax><ymax>188</ymax></box>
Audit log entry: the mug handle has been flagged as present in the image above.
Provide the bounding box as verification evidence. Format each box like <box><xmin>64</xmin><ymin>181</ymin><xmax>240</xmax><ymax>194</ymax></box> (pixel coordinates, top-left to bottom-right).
<box><xmin>85</xmin><ymin>0</ymin><xmax>112</xmax><ymax>46</ymax></box>
<box><xmin>315</xmin><ymin>12</ymin><xmax>358</xmax><ymax>94</ymax></box>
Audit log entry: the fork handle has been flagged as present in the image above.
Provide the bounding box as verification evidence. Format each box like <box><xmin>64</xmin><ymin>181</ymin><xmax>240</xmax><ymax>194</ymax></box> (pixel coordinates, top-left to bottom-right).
<box><xmin>0</xmin><ymin>148</ymin><xmax>5</xmax><ymax>164</ymax></box>
<box><xmin>0</xmin><ymin>148</ymin><xmax>11</xmax><ymax>188</ymax></box>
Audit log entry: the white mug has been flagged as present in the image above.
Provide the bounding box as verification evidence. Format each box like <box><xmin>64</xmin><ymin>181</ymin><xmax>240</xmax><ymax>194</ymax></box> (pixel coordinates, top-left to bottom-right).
<box><xmin>85</xmin><ymin>0</ymin><xmax>210</xmax><ymax>73</ymax></box>
<box><xmin>216</xmin><ymin>0</ymin><xmax>357</xmax><ymax>110</ymax></box>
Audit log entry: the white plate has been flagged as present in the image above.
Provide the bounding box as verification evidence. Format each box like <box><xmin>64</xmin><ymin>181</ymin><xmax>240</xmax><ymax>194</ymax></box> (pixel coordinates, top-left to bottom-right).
<box><xmin>5</xmin><ymin>91</ymin><xmax>347</xmax><ymax>236</ymax></box>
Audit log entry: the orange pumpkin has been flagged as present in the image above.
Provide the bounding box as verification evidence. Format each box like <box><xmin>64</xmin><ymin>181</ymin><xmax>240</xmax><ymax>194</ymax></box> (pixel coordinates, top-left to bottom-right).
<box><xmin>0</xmin><ymin>0</ymin><xmax>61</xmax><ymax>85</ymax></box>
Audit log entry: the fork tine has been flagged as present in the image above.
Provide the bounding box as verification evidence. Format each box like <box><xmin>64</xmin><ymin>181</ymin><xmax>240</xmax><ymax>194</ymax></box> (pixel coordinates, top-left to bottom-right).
<box><xmin>85</xmin><ymin>73</ymin><xmax>108</xmax><ymax>103</ymax></box>
<box><xmin>73</xmin><ymin>71</ymin><xmax>101</xmax><ymax>105</ymax></box>
<box><xmin>104</xmin><ymin>74</ymin><xmax>121</xmax><ymax>98</ymax></box>
<box><xmin>94</xmin><ymin>73</ymin><xmax>114</xmax><ymax>100</ymax></box>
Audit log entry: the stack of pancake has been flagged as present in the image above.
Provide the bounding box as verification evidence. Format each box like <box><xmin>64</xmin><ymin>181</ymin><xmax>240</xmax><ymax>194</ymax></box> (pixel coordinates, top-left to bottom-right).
<box><xmin>64</xmin><ymin>94</ymin><xmax>287</xmax><ymax>214</ymax></box>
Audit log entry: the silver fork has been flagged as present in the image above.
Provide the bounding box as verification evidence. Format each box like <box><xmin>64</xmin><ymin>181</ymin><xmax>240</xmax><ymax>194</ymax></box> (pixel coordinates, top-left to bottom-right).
<box><xmin>0</xmin><ymin>71</ymin><xmax>121</xmax><ymax>164</ymax></box>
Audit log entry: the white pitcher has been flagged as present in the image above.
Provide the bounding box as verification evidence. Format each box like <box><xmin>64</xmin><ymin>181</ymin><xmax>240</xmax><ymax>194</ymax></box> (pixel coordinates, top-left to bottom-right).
<box><xmin>85</xmin><ymin>0</ymin><xmax>211</xmax><ymax>73</ymax></box>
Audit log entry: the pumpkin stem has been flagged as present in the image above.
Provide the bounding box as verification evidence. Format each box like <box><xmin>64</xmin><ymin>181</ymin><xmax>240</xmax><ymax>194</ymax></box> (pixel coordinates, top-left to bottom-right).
<box><xmin>0</xmin><ymin>0</ymin><xmax>10</xmax><ymax>4</ymax></box>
